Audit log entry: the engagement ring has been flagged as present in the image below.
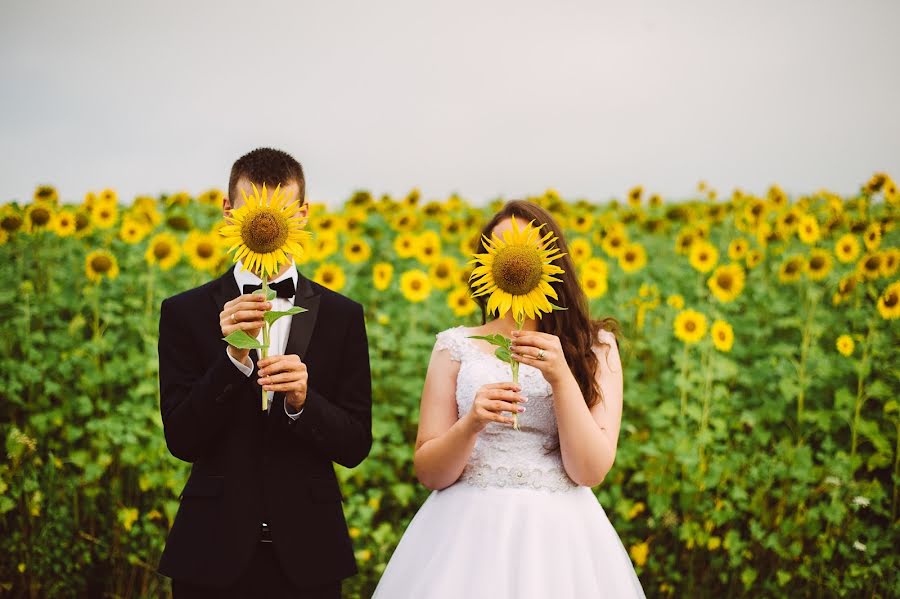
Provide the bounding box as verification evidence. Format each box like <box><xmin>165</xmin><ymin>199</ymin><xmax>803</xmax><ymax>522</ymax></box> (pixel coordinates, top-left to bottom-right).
<box><xmin>537</xmin><ymin>349</ymin><xmax>545</xmax><ymax>360</ymax></box>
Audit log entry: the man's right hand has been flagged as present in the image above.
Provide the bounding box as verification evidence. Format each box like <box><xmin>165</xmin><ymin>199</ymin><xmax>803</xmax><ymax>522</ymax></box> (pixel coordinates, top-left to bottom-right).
<box><xmin>220</xmin><ymin>294</ymin><xmax>271</xmax><ymax>363</ymax></box>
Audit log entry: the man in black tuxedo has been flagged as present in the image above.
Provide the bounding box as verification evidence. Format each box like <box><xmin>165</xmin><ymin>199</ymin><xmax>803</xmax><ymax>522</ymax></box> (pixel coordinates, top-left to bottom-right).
<box><xmin>157</xmin><ymin>148</ymin><xmax>372</xmax><ymax>598</ymax></box>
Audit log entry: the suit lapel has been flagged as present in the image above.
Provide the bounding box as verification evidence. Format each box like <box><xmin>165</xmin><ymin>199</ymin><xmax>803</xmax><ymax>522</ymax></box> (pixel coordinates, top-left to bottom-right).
<box><xmin>210</xmin><ymin>265</ymin><xmax>241</xmax><ymax>315</ymax></box>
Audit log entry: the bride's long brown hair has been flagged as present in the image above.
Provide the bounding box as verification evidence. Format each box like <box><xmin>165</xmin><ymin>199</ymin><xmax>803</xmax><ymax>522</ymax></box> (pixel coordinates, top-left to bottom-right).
<box><xmin>471</xmin><ymin>200</ymin><xmax>621</xmax><ymax>409</ymax></box>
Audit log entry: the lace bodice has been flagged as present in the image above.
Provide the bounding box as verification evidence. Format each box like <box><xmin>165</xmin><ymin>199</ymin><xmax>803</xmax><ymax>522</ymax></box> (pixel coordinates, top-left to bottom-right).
<box><xmin>434</xmin><ymin>326</ymin><xmax>579</xmax><ymax>492</ymax></box>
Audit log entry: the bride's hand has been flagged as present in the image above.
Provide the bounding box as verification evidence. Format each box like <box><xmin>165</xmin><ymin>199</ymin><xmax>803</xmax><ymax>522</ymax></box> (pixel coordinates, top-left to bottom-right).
<box><xmin>465</xmin><ymin>382</ymin><xmax>527</xmax><ymax>432</ymax></box>
<box><xmin>509</xmin><ymin>330</ymin><xmax>568</xmax><ymax>385</ymax></box>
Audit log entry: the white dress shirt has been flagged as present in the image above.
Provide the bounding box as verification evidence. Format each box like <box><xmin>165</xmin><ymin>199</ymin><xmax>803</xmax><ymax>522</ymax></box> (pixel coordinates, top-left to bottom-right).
<box><xmin>226</xmin><ymin>259</ymin><xmax>303</xmax><ymax>419</ymax></box>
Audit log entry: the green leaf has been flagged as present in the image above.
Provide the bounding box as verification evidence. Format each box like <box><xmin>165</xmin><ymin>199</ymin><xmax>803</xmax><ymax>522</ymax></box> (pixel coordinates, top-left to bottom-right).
<box><xmin>264</xmin><ymin>306</ymin><xmax>307</xmax><ymax>325</ymax></box>
<box><xmin>223</xmin><ymin>330</ymin><xmax>264</xmax><ymax>349</ymax></box>
<box><xmin>549</xmin><ymin>303</ymin><xmax>568</xmax><ymax>311</ymax></box>
<box><xmin>265</xmin><ymin>288</ymin><xmax>277</xmax><ymax>301</ymax></box>
<box><xmin>468</xmin><ymin>334</ymin><xmax>511</xmax><ymax>349</ymax></box>
<box><xmin>495</xmin><ymin>347</ymin><xmax>512</xmax><ymax>363</ymax></box>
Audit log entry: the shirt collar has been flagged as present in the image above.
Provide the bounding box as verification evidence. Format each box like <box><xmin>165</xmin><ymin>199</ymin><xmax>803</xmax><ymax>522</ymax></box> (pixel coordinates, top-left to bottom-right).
<box><xmin>232</xmin><ymin>259</ymin><xmax>299</xmax><ymax>300</ymax></box>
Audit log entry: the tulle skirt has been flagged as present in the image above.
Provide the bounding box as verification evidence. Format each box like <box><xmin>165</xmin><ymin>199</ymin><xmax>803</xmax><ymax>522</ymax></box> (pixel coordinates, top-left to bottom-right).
<box><xmin>372</xmin><ymin>482</ymin><xmax>646</xmax><ymax>599</ymax></box>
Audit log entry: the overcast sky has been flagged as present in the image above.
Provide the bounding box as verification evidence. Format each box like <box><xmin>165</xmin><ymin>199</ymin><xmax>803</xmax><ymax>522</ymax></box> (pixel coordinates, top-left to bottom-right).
<box><xmin>2</xmin><ymin>0</ymin><xmax>899</xmax><ymax>206</ymax></box>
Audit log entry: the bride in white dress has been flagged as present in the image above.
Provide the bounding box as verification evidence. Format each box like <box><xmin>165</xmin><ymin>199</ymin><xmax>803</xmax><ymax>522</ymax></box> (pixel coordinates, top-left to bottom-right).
<box><xmin>373</xmin><ymin>200</ymin><xmax>646</xmax><ymax>599</ymax></box>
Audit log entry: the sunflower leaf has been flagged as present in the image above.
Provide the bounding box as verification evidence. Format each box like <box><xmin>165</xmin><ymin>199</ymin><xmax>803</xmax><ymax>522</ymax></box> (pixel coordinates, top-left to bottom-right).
<box><xmin>468</xmin><ymin>334</ymin><xmax>511</xmax><ymax>349</ymax></box>
<box><xmin>222</xmin><ymin>330</ymin><xmax>264</xmax><ymax>349</ymax></box>
<box><xmin>495</xmin><ymin>347</ymin><xmax>512</xmax><ymax>363</ymax></box>
<box><xmin>265</xmin><ymin>288</ymin><xmax>277</xmax><ymax>301</ymax></box>
<box><xmin>549</xmin><ymin>304</ymin><xmax>568</xmax><ymax>311</ymax></box>
<box><xmin>264</xmin><ymin>306</ymin><xmax>307</xmax><ymax>325</ymax></box>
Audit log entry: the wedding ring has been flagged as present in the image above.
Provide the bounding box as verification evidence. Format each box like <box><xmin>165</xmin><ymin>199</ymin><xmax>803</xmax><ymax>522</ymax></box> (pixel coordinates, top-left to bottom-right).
<box><xmin>537</xmin><ymin>349</ymin><xmax>545</xmax><ymax>360</ymax></box>
<box><xmin>231</xmin><ymin>313</ymin><xmax>236</xmax><ymax>322</ymax></box>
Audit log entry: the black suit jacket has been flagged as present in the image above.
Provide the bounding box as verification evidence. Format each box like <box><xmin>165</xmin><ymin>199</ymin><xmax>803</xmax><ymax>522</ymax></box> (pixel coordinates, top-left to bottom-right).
<box><xmin>156</xmin><ymin>266</ymin><xmax>372</xmax><ymax>589</ymax></box>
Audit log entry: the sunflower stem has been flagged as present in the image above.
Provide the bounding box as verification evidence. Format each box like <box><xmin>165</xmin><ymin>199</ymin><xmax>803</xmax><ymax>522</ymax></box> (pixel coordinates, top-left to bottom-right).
<box><xmin>261</xmin><ymin>277</ymin><xmax>271</xmax><ymax>412</ymax></box>
<box><xmin>510</xmin><ymin>318</ymin><xmax>525</xmax><ymax>430</ymax></box>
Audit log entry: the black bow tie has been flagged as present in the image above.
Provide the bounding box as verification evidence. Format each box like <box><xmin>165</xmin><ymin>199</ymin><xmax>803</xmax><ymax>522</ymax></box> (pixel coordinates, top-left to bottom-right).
<box><xmin>243</xmin><ymin>278</ymin><xmax>296</xmax><ymax>299</ymax></box>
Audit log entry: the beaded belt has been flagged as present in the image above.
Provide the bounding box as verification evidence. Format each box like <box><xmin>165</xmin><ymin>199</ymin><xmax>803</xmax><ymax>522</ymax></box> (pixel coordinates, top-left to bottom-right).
<box><xmin>458</xmin><ymin>462</ymin><xmax>578</xmax><ymax>492</ymax></box>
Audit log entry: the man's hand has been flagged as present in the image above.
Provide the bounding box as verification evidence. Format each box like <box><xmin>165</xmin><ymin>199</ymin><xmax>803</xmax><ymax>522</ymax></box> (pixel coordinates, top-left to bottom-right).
<box><xmin>258</xmin><ymin>354</ymin><xmax>308</xmax><ymax>412</ymax></box>
<box><xmin>220</xmin><ymin>294</ymin><xmax>271</xmax><ymax>364</ymax></box>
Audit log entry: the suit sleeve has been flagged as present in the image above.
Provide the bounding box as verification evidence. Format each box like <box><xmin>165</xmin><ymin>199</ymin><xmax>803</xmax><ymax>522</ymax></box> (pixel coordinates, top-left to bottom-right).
<box><xmin>158</xmin><ymin>297</ymin><xmax>251</xmax><ymax>462</ymax></box>
<box><xmin>283</xmin><ymin>302</ymin><xmax>372</xmax><ymax>468</ymax></box>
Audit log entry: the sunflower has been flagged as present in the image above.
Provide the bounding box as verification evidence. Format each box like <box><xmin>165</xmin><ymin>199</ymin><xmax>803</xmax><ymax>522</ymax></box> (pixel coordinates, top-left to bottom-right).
<box><xmin>313</xmin><ymin>234</ymin><xmax>339</xmax><ymax>261</ymax></box>
<box><xmin>313</xmin><ymin>214</ymin><xmax>345</xmax><ymax>237</ymax></box>
<box><xmin>415</xmin><ymin>231</ymin><xmax>442</xmax><ymax>265</ymax></box>
<box><xmin>711</xmin><ymin>319</ymin><xmax>734</xmax><ymax>352</ymax></box>
<box><xmin>391</xmin><ymin>211</ymin><xmax>419</xmax><ymax>232</ymax></box>
<box><xmin>218</xmin><ymin>183</ymin><xmax>309</xmax><ymax>279</ymax></box>
<box><xmin>674</xmin><ymin>309</ymin><xmax>708</xmax><ymax>344</ymax></box>
<box><xmin>33</xmin><ymin>185</ymin><xmax>58</xmax><ymax>205</ymax></box>
<box><xmin>343</xmin><ymin>238</ymin><xmax>372</xmax><ymax>264</ymax></box>
<box><xmin>674</xmin><ymin>229</ymin><xmax>696</xmax><ymax>255</ymax></box>
<box><xmin>877</xmin><ymin>281</ymin><xmax>900</xmax><ymax>320</ymax></box>
<box><xmin>833</xmin><ymin>273</ymin><xmax>860</xmax><ymax>306</ymax></box>
<box><xmin>90</xmin><ymin>201</ymin><xmax>118</xmax><ymax>230</ymax></box>
<box><xmin>52</xmin><ymin>209</ymin><xmax>77</xmax><ymax>237</ymax></box>
<box><xmin>73</xmin><ymin>210</ymin><xmax>92</xmax><ymax>238</ymax></box>
<box><xmin>145</xmin><ymin>232</ymin><xmax>182</xmax><ymax>270</ymax></box>
<box><xmin>778</xmin><ymin>255</ymin><xmax>806</xmax><ymax>283</ymax></box>
<box><xmin>667</xmin><ymin>294</ymin><xmax>685</xmax><ymax>309</ymax></box>
<box><xmin>775</xmin><ymin>209</ymin><xmax>801</xmax><ymax>237</ymax></box>
<box><xmin>394</xmin><ymin>232</ymin><xmax>417</xmax><ymax>258</ymax></box>
<box><xmin>184</xmin><ymin>231</ymin><xmax>220</xmax><ymax>272</ymax></box>
<box><xmin>0</xmin><ymin>230</ymin><xmax>7</xmax><ymax>245</ymax></box>
<box><xmin>602</xmin><ymin>229</ymin><xmax>628</xmax><ymax>257</ymax></box>
<box><xmin>835</xmin><ymin>334</ymin><xmax>854</xmax><ymax>357</ymax></box>
<box><xmin>745</xmin><ymin>249</ymin><xmax>764</xmax><ymax>269</ymax></box>
<box><xmin>25</xmin><ymin>203</ymin><xmax>54</xmax><ymax>232</ymax></box>
<box><xmin>400</xmin><ymin>269</ymin><xmax>432</xmax><ymax>303</ymax></box>
<box><xmin>619</xmin><ymin>242</ymin><xmax>647</xmax><ymax>274</ymax></box>
<box><xmin>569</xmin><ymin>212</ymin><xmax>594</xmax><ymax>233</ymax></box>
<box><xmin>689</xmin><ymin>241</ymin><xmax>718</xmax><ymax>273</ymax></box>
<box><xmin>0</xmin><ymin>206</ymin><xmax>24</xmax><ymax>234</ymax></box>
<box><xmin>582</xmin><ymin>257</ymin><xmax>609</xmax><ymax>278</ymax></box>
<box><xmin>863</xmin><ymin>223</ymin><xmax>881</xmax><ymax>251</ymax></box>
<box><xmin>314</xmin><ymin>263</ymin><xmax>346</xmax><ymax>291</ymax></box>
<box><xmin>84</xmin><ymin>249</ymin><xmax>119</xmax><ymax>283</ymax></box>
<box><xmin>856</xmin><ymin>252</ymin><xmax>882</xmax><ymax>280</ymax></box>
<box><xmin>834</xmin><ymin>233</ymin><xmax>861</xmax><ymax>264</ymax></box>
<box><xmin>581</xmin><ymin>269</ymin><xmax>608</xmax><ymax>299</ymax></box>
<box><xmin>569</xmin><ymin>238</ymin><xmax>592</xmax><ymax>264</ymax></box>
<box><xmin>806</xmin><ymin>249</ymin><xmax>833</xmax><ymax>281</ymax></box>
<box><xmin>429</xmin><ymin>257</ymin><xmax>458</xmax><ymax>290</ymax></box>
<box><xmin>197</xmin><ymin>189</ymin><xmax>224</xmax><ymax>206</ymax></box>
<box><xmin>469</xmin><ymin>217</ymin><xmax>565</xmax><ymax>323</ymax></box>
<box><xmin>727</xmin><ymin>238</ymin><xmax>749</xmax><ymax>260</ymax></box>
<box><xmin>373</xmin><ymin>262</ymin><xmax>394</xmax><ymax>291</ymax></box>
<box><xmin>797</xmin><ymin>214</ymin><xmax>820</xmax><ymax>244</ymax></box>
<box><xmin>707</xmin><ymin>264</ymin><xmax>746</xmax><ymax>302</ymax></box>
<box><xmin>880</xmin><ymin>248</ymin><xmax>899</xmax><ymax>278</ymax></box>
<box><xmin>99</xmin><ymin>188</ymin><xmax>118</xmax><ymax>205</ymax></box>
<box><xmin>448</xmin><ymin>286</ymin><xmax>477</xmax><ymax>317</ymax></box>
<box><xmin>119</xmin><ymin>218</ymin><xmax>149</xmax><ymax>244</ymax></box>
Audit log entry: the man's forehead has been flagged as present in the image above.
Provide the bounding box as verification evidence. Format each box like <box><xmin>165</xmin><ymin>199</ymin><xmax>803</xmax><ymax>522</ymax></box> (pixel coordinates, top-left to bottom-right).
<box><xmin>233</xmin><ymin>176</ymin><xmax>300</xmax><ymax>199</ymax></box>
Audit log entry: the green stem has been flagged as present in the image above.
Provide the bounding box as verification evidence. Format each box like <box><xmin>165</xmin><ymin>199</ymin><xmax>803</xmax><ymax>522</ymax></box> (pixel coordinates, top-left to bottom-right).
<box><xmin>850</xmin><ymin>320</ymin><xmax>874</xmax><ymax>462</ymax></box>
<box><xmin>796</xmin><ymin>284</ymin><xmax>816</xmax><ymax>445</ymax></box>
<box><xmin>698</xmin><ymin>343</ymin><xmax>713</xmax><ymax>480</ymax></box>
<box><xmin>679</xmin><ymin>343</ymin><xmax>690</xmax><ymax>419</ymax></box>
<box><xmin>261</xmin><ymin>277</ymin><xmax>270</xmax><ymax>412</ymax></box>
<box><xmin>511</xmin><ymin>317</ymin><xmax>525</xmax><ymax>430</ymax></box>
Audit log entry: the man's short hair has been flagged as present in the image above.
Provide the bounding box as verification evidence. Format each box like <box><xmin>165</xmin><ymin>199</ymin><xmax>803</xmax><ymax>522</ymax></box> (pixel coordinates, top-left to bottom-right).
<box><xmin>228</xmin><ymin>148</ymin><xmax>306</xmax><ymax>205</ymax></box>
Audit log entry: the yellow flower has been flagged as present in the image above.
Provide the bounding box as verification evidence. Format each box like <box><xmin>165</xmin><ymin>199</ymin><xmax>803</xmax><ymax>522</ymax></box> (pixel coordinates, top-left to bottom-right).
<box><xmin>429</xmin><ymin>257</ymin><xmax>458</xmax><ymax>290</ymax></box>
<box><xmin>667</xmin><ymin>294</ymin><xmax>685</xmax><ymax>309</ymax></box>
<box><xmin>627</xmin><ymin>502</ymin><xmax>646</xmax><ymax>521</ymax></box>
<box><xmin>707</xmin><ymin>264</ymin><xmax>746</xmax><ymax>302</ymax></box>
<box><xmin>727</xmin><ymin>238</ymin><xmax>749</xmax><ymax>260</ymax></box>
<box><xmin>84</xmin><ymin>249</ymin><xmax>119</xmax><ymax>283</ymax></box>
<box><xmin>674</xmin><ymin>309</ymin><xmax>708</xmax><ymax>344</ymax></box>
<box><xmin>877</xmin><ymin>281</ymin><xmax>900</xmax><ymax>320</ymax></box>
<box><xmin>313</xmin><ymin>263</ymin><xmax>346</xmax><ymax>292</ymax></box>
<box><xmin>197</xmin><ymin>189</ymin><xmax>224</xmax><ymax>206</ymax></box>
<box><xmin>857</xmin><ymin>252</ymin><xmax>882</xmax><ymax>280</ymax></box>
<box><xmin>145</xmin><ymin>232</ymin><xmax>182</xmax><ymax>270</ymax></box>
<box><xmin>880</xmin><ymin>248</ymin><xmax>899</xmax><ymax>278</ymax></box>
<box><xmin>582</xmin><ymin>257</ymin><xmax>609</xmax><ymax>278</ymax></box>
<box><xmin>415</xmin><ymin>230</ymin><xmax>442</xmax><ymax>265</ymax></box>
<box><xmin>863</xmin><ymin>223</ymin><xmax>881</xmax><ymax>251</ymax></box>
<box><xmin>835</xmin><ymin>334</ymin><xmax>854</xmax><ymax>356</ymax></box>
<box><xmin>834</xmin><ymin>234</ymin><xmax>861</xmax><ymax>264</ymax></box>
<box><xmin>708</xmin><ymin>537</ymin><xmax>722</xmax><ymax>551</ymax></box>
<box><xmin>745</xmin><ymin>249</ymin><xmax>764</xmax><ymax>269</ymax></box>
<box><xmin>775</xmin><ymin>208</ymin><xmax>801</xmax><ymax>237</ymax></box>
<box><xmin>119</xmin><ymin>218</ymin><xmax>149</xmax><ymax>244</ymax></box>
<box><xmin>778</xmin><ymin>255</ymin><xmax>806</xmax><ymax>283</ymax></box>
<box><xmin>312</xmin><ymin>234</ymin><xmax>338</xmax><ymax>261</ymax></box>
<box><xmin>797</xmin><ymin>214</ymin><xmax>820</xmax><ymax>244</ymax></box>
<box><xmin>674</xmin><ymin>229</ymin><xmax>697</xmax><ymax>256</ymax></box>
<box><xmin>313</xmin><ymin>214</ymin><xmax>345</xmax><ymax>237</ymax></box>
<box><xmin>618</xmin><ymin>242</ymin><xmax>647</xmax><ymax>274</ymax></box>
<box><xmin>394</xmin><ymin>232</ymin><xmax>417</xmax><ymax>258</ymax></box>
<box><xmin>343</xmin><ymin>238</ymin><xmax>372</xmax><ymax>264</ymax></box>
<box><xmin>184</xmin><ymin>231</ymin><xmax>220</xmax><ymax>272</ymax></box>
<box><xmin>601</xmin><ymin>229</ymin><xmax>628</xmax><ymax>257</ymax></box>
<box><xmin>569</xmin><ymin>238</ymin><xmax>592</xmax><ymax>264</ymax></box>
<box><xmin>219</xmin><ymin>183</ymin><xmax>310</xmax><ymax>279</ymax></box>
<box><xmin>629</xmin><ymin>541</ymin><xmax>649</xmax><ymax>568</ymax></box>
<box><xmin>627</xmin><ymin>186</ymin><xmax>643</xmax><ymax>208</ymax></box>
<box><xmin>90</xmin><ymin>201</ymin><xmax>118</xmax><ymax>230</ymax></box>
<box><xmin>0</xmin><ymin>205</ymin><xmax>24</xmax><ymax>234</ymax></box>
<box><xmin>391</xmin><ymin>210</ymin><xmax>419</xmax><ymax>232</ymax></box>
<box><xmin>25</xmin><ymin>203</ymin><xmax>54</xmax><ymax>232</ymax></box>
<box><xmin>73</xmin><ymin>210</ymin><xmax>92</xmax><ymax>238</ymax></box>
<box><xmin>806</xmin><ymin>249</ymin><xmax>833</xmax><ymax>281</ymax></box>
<box><xmin>52</xmin><ymin>209</ymin><xmax>77</xmax><ymax>237</ymax></box>
<box><xmin>33</xmin><ymin>184</ymin><xmax>59</xmax><ymax>205</ymax></box>
<box><xmin>448</xmin><ymin>286</ymin><xmax>477</xmax><ymax>317</ymax></box>
<box><xmin>711</xmin><ymin>319</ymin><xmax>734</xmax><ymax>352</ymax></box>
<box><xmin>373</xmin><ymin>262</ymin><xmax>394</xmax><ymax>291</ymax></box>
<box><xmin>400</xmin><ymin>269</ymin><xmax>432</xmax><ymax>303</ymax></box>
<box><xmin>469</xmin><ymin>217</ymin><xmax>565</xmax><ymax>323</ymax></box>
<box><xmin>580</xmin><ymin>269</ymin><xmax>608</xmax><ymax>299</ymax></box>
<box><xmin>569</xmin><ymin>212</ymin><xmax>594</xmax><ymax>233</ymax></box>
<box><xmin>689</xmin><ymin>241</ymin><xmax>719</xmax><ymax>273</ymax></box>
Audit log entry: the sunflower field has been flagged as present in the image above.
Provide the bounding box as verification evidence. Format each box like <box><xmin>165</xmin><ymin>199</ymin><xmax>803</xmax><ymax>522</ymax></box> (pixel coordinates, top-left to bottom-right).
<box><xmin>1</xmin><ymin>176</ymin><xmax>898</xmax><ymax>598</ymax></box>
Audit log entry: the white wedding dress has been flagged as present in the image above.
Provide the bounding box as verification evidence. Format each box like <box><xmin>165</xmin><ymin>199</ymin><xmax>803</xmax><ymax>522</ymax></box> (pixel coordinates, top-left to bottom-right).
<box><xmin>372</xmin><ymin>326</ymin><xmax>646</xmax><ymax>599</ymax></box>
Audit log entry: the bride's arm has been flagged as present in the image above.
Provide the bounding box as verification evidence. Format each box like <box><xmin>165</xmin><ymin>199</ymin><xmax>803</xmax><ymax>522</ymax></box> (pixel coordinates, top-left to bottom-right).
<box><xmin>511</xmin><ymin>330</ymin><xmax>623</xmax><ymax>487</ymax></box>
<box><xmin>413</xmin><ymin>345</ymin><xmax>525</xmax><ymax>490</ymax></box>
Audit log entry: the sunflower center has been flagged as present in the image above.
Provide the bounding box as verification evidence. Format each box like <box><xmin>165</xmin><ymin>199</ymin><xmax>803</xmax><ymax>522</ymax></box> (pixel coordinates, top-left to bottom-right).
<box><xmin>154</xmin><ymin>242</ymin><xmax>172</xmax><ymax>259</ymax></box>
<box><xmin>31</xmin><ymin>207</ymin><xmax>51</xmax><ymax>225</ymax></box>
<box><xmin>685</xmin><ymin>320</ymin><xmax>696</xmax><ymax>332</ymax></box>
<box><xmin>197</xmin><ymin>241</ymin><xmax>215</xmax><ymax>258</ymax></box>
<box><xmin>885</xmin><ymin>292</ymin><xmax>898</xmax><ymax>308</ymax></box>
<box><xmin>2</xmin><ymin>215</ymin><xmax>23</xmax><ymax>231</ymax></box>
<box><xmin>810</xmin><ymin>256</ymin><xmax>825</xmax><ymax>270</ymax></box>
<box><xmin>716</xmin><ymin>272</ymin><xmax>734</xmax><ymax>289</ymax></box>
<box><xmin>864</xmin><ymin>256</ymin><xmax>881</xmax><ymax>271</ymax></box>
<box><xmin>91</xmin><ymin>255</ymin><xmax>112</xmax><ymax>273</ymax></box>
<box><xmin>491</xmin><ymin>245</ymin><xmax>545</xmax><ymax>296</ymax></box>
<box><xmin>242</xmin><ymin>209</ymin><xmax>289</xmax><ymax>254</ymax></box>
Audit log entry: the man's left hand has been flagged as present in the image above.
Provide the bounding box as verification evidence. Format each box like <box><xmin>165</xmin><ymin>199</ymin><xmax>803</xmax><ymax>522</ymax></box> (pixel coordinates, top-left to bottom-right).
<box><xmin>257</xmin><ymin>354</ymin><xmax>308</xmax><ymax>412</ymax></box>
